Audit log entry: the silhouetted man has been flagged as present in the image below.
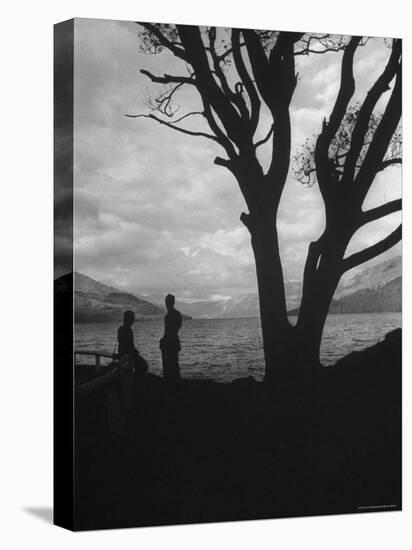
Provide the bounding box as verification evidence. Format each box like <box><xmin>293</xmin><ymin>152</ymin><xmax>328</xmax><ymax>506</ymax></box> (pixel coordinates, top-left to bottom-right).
<box><xmin>118</xmin><ymin>310</ymin><xmax>148</xmax><ymax>376</ymax></box>
<box><xmin>159</xmin><ymin>294</ymin><xmax>182</xmax><ymax>383</ymax></box>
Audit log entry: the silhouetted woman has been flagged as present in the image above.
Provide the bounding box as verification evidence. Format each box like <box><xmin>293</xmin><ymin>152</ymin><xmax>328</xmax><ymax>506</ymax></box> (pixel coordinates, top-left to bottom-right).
<box><xmin>159</xmin><ymin>294</ymin><xmax>182</xmax><ymax>383</ymax></box>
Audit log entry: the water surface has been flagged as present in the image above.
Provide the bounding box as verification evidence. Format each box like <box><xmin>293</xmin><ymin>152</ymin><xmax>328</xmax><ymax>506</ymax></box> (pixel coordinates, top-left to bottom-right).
<box><xmin>75</xmin><ymin>313</ymin><xmax>401</xmax><ymax>382</ymax></box>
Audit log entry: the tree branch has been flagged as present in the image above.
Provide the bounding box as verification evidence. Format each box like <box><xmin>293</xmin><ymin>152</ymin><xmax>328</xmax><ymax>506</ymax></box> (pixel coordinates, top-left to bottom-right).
<box><xmin>295</xmin><ymin>46</ymin><xmax>345</xmax><ymax>56</ymax></box>
<box><xmin>204</xmin><ymin>37</ymin><xmax>246</xmax><ymax>64</ymax></box>
<box><xmin>177</xmin><ymin>25</ymin><xmax>245</xmax><ymax>146</ymax></box>
<box><xmin>207</xmin><ymin>27</ymin><xmax>248</xmax><ymax>120</ymax></box>
<box><xmin>254</xmin><ymin>124</ymin><xmax>274</xmax><ymax>149</ymax></box>
<box><xmin>294</xmin><ymin>34</ymin><xmax>347</xmax><ymax>56</ymax></box>
<box><xmin>140</xmin><ymin>46</ymin><xmax>238</xmax><ymax>157</ymax></box>
<box><xmin>214</xmin><ymin>156</ymin><xmax>235</xmax><ymax>172</ymax></box>
<box><xmin>360</xmin><ymin>198</ymin><xmax>401</xmax><ymax>226</ymax></box>
<box><xmin>266</xmin><ymin>33</ymin><xmax>301</xmax><ymax>192</ymax></box>
<box><xmin>319</xmin><ymin>36</ymin><xmax>361</xmax><ymax>144</ymax></box>
<box><xmin>202</xmin><ymin>102</ymin><xmax>238</xmax><ymax>159</ymax></box>
<box><xmin>124</xmin><ymin>113</ymin><xmax>220</xmax><ymax>142</ymax></box>
<box><xmin>232</xmin><ymin>29</ymin><xmax>261</xmax><ymax>134</ymax></box>
<box><xmin>378</xmin><ymin>157</ymin><xmax>402</xmax><ymax>172</ymax></box>
<box><xmin>169</xmin><ymin>111</ymin><xmax>204</xmax><ymax>123</ymax></box>
<box><xmin>356</xmin><ymin>61</ymin><xmax>402</xmax><ymax>200</ymax></box>
<box><xmin>140</xmin><ymin>68</ymin><xmax>196</xmax><ymax>85</ymax></box>
<box><xmin>243</xmin><ymin>30</ymin><xmax>272</xmax><ymax>109</ymax></box>
<box><xmin>342</xmin><ymin>223</ymin><xmax>402</xmax><ymax>272</ymax></box>
<box><xmin>342</xmin><ymin>39</ymin><xmax>401</xmax><ymax>186</ymax></box>
<box><xmin>138</xmin><ymin>23</ymin><xmax>189</xmax><ymax>62</ymax></box>
<box><xmin>147</xmin><ymin>82</ymin><xmax>183</xmax><ymax>117</ymax></box>
<box><xmin>314</xmin><ymin>36</ymin><xmax>361</xmax><ymax>195</ymax></box>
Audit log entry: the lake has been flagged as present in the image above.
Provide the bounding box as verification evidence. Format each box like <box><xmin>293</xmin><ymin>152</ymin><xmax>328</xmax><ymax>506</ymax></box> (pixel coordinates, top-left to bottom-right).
<box><xmin>74</xmin><ymin>313</ymin><xmax>401</xmax><ymax>382</ymax></box>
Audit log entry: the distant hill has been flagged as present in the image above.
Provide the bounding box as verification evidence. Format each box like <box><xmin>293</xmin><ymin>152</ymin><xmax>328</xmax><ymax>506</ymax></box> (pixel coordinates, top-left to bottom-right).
<box><xmin>146</xmin><ymin>282</ymin><xmax>302</xmax><ymax>319</ymax></box>
<box><xmin>145</xmin><ymin>293</ymin><xmax>261</xmax><ymax>319</ymax></box>
<box><xmin>328</xmin><ymin>276</ymin><xmax>401</xmax><ymax>314</ymax></box>
<box><xmin>288</xmin><ymin>255</ymin><xmax>401</xmax><ymax>316</ymax></box>
<box><xmin>336</xmin><ymin>255</ymin><xmax>401</xmax><ymax>299</ymax></box>
<box><xmin>144</xmin><ymin>294</ymin><xmax>228</xmax><ymax>319</ymax></box>
<box><xmin>56</xmin><ymin>255</ymin><xmax>401</xmax><ymax>322</ymax></box>
<box><xmin>56</xmin><ymin>272</ymin><xmax>166</xmax><ymax>323</ymax></box>
<box><xmin>172</xmin><ymin>256</ymin><xmax>401</xmax><ymax>319</ymax></box>
<box><xmin>177</xmin><ymin>256</ymin><xmax>400</xmax><ymax>318</ymax></box>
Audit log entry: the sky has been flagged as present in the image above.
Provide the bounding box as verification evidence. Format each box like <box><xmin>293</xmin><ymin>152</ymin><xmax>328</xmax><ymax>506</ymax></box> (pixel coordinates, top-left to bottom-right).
<box><xmin>68</xmin><ymin>19</ymin><xmax>401</xmax><ymax>301</ymax></box>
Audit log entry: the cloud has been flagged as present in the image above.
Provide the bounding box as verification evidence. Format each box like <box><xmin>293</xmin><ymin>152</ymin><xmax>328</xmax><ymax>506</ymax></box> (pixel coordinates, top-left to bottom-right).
<box><xmin>72</xmin><ymin>20</ymin><xmax>402</xmax><ymax>299</ymax></box>
<box><xmin>55</xmin><ymin>23</ymin><xmax>74</xmax><ymax>277</ymax></box>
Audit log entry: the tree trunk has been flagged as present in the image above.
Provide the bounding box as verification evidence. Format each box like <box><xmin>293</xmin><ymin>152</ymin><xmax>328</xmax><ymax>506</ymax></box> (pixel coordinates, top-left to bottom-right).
<box><xmin>247</xmin><ymin>208</ymin><xmax>292</xmax><ymax>380</ymax></box>
<box><xmin>297</xmin><ymin>240</ymin><xmax>346</xmax><ymax>367</ymax></box>
<box><xmin>297</xmin><ymin>278</ymin><xmax>337</xmax><ymax>367</ymax></box>
<box><xmin>248</xmin><ymin>210</ymin><xmax>349</xmax><ymax>374</ymax></box>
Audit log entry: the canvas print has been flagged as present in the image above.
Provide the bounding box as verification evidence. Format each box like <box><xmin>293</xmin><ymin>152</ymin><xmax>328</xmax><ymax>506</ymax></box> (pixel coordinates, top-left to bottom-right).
<box><xmin>54</xmin><ymin>19</ymin><xmax>402</xmax><ymax>530</ymax></box>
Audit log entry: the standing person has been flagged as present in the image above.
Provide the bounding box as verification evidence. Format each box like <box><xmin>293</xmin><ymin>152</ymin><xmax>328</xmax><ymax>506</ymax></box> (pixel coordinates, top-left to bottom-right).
<box><xmin>117</xmin><ymin>310</ymin><xmax>148</xmax><ymax>376</ymax></box>
<box><xmin>159</xmin><ymin>294</ymin><xmax>182</xmax><ymax>383</ymax></box>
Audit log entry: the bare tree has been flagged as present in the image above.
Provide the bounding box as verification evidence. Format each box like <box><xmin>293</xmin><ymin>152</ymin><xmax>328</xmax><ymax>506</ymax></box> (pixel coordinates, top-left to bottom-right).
<box><xmin>128</xmin><ymin>25</ymin><xmax>401</xmax><ymax>377</ymax></box>
<box><xmin>294</xmin><ymin>38</ymin><xmax>401</xmax><ymax>364</ymax></box>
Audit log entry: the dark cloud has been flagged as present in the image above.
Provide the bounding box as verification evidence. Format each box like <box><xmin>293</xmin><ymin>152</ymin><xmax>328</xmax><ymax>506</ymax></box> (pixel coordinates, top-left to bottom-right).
<box><xmin>54</xmin><ymin>20</ymin><xmax>74</xmax><ymax>277</ymax></box>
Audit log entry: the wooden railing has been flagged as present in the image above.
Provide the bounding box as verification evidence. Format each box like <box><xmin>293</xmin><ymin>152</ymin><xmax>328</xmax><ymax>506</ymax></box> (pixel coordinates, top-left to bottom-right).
<box><xmin>75</xmin><ymin>349</ymin><xmax>137</xmax><ymax>435</ymax></box>
<box><xmin>75</xmin><ymin>350</ymin><xmax>113</xmax><ymax>369</ymax></box>
<box><xmin>75</xmin><ymin>350</ymin><xmax>122</xmax><ymax>399</ymax></box>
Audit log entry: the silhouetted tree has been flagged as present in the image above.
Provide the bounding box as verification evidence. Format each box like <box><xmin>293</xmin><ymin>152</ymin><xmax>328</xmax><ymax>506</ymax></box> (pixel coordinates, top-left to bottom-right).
<box><xmin>129</xmin><ymin>25</ymin><xmax>401</xmax><ymax>376</ymax></box>
<box><xmin>294</xmin><ymin>73</ymin><xmax>402</xmax><ymax>363</ymax></box>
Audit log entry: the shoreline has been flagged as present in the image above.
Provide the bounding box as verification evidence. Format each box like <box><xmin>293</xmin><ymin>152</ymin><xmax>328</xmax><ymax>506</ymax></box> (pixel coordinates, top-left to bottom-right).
<box><xmin>74</xmin><ymin>310</ymin><xmax>402</xmax><ymax>324</ymax></box>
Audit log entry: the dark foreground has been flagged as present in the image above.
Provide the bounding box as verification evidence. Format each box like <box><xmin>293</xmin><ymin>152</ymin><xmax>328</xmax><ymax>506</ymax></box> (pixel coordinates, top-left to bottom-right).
<box><xmin>75</xmin><ymin>329</ymin><xmax>401</xmax><ymax>530</ymax></box>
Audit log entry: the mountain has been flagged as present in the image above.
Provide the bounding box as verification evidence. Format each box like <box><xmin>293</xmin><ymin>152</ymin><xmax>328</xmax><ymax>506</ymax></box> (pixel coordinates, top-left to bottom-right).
<box><xmin>145</xmin><ymin>294</ymin><xmax>231</xmax><ymax>319</ymax></box>
<box><xmin>145</xmin><ymin>293</ymin><xmax>262</xmax><ymax>319</ymax></box>
<box><xmin>328</xmin><ymin>276</ymin><xmax>401</xmax><ymax>314</ymax></box>
<box><xmin>173</xmin><ymin>256</ymin><xmax>401</xmax><ymax>319</ymax></box>
<box><xmin>288</xmin><ymin>255</ymin><xmax>401</xmax><ymax>315</ymax></box>
<box><xmin>145</xmin><ymin>281</ymin><xmax>303</xmax><ymax>319</ymax></box>
<box><xmin>184</xmin><ymin>294</ymin><xmax>260</xmax><ymax>319</ymax></box>
<box><xmin>55</xmin><ymin>272</ymin><xmax>166</xmax><ymax>323</ymax></box>
<box><xmin>335</xmin><ymin>255</ymin><xmax>401</xmax><ymax>298</ymax></box>
<box><xmin>56</xmin><ymin>255</ymin><xmax>401</xmax><ymax>322</ymax></box>
<box><xmin>328</xmin><ymin>255</ymin><xmax>401</xmax><ymax>314</ymax></box>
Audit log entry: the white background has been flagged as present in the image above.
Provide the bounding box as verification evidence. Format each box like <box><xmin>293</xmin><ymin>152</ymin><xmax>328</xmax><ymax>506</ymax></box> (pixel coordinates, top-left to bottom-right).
<box><xmin>0</xmin><ymin>0</ymin><xmax>410</xmax><ymax>548</ymax></box>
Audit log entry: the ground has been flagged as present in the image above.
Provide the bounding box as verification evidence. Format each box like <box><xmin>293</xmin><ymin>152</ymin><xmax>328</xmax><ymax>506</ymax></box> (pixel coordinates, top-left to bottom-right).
<box><xmin>74</xmin><ymin>329</ymin><xmax>401</xmax><ymax>530</ymax></box>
